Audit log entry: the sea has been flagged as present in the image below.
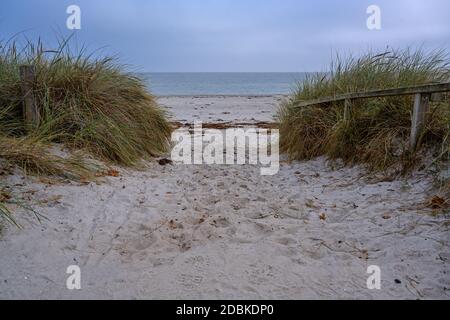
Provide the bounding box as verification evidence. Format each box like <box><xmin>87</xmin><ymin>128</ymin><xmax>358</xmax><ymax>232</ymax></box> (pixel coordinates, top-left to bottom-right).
<box><xmin>139</xmin><ymin>72</ymin><xmax>307</xmax><ymax>96</ymax></box>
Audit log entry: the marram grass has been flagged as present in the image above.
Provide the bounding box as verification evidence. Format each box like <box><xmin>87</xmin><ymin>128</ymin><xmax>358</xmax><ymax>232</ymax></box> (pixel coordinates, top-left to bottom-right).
<box><xmin>278</xmin><ymin>49</ymin><xmax>450</xmax><ymax>174</ymax></box>
<box><xmin>0</xmin><ymin>135</ymin><xmax>96</xmax><ymax>180</ymax></box>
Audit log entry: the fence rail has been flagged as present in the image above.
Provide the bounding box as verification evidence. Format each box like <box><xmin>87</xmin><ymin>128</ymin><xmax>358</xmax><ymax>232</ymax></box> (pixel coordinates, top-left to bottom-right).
<box><xmin>292</xmin><ymin>82</ymin><xmax>450</xmax><ymax>150</ymax></box>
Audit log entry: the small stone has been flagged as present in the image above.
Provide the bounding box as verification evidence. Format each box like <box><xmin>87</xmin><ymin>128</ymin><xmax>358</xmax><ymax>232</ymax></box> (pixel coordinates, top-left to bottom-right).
<box><xmin>158</xmin><ymin>158</ymin><xmax>173</xmax><ymax>166</ymax></box>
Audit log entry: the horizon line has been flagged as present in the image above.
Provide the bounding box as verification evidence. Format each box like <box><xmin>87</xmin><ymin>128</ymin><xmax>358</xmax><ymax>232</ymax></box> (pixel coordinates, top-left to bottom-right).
<box><xmin>136</xmin><ymin>71</ymin><xmax>320</xmax><ymax>73</ymax></box>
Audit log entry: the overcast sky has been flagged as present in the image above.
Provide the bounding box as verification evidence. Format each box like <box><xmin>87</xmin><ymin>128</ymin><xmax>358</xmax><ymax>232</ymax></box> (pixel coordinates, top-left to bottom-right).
<box><xmin>2</xmin><ymin>0</ymin><xmax>449</xmax><ymax>72</ymax></box>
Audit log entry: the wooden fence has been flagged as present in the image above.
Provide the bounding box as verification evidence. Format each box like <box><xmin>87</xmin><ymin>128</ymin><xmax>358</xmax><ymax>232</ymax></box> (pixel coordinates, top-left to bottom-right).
<box><xmin>293</xmin><ymin>82</ymin><xmax>450</xmax><ymax>150</ymax></box>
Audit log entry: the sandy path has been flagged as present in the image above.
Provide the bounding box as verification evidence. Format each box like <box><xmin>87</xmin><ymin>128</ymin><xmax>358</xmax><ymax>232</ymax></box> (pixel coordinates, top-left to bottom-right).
<box><xmin>0</xmin><ymin>96</ymin><xmax>449</xmax><ymax>299</ymax></box>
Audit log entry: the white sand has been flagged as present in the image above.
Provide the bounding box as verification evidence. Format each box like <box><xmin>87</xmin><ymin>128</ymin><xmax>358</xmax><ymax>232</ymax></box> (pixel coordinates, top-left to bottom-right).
<box><xmin>158</xmin><ymin>95</ymin><xmax>285</xmax><ymax>125</ymax></box>
<box><xmin>0</xmin><ymin>96</ymin><xmax>449</xmax><ymax>299</ymax></box>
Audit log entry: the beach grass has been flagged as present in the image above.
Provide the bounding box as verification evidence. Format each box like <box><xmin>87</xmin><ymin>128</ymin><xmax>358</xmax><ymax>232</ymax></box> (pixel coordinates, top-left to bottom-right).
<box><xmin>0</xmin><ymin>38</ymin><xmax>171</xmax><ymax>166</ymax></box>
<box><xmin>0</xmin><ymin>37</ymin><xmax>172</xmax><ymax>226</ymax></box>
<box><xmin>0</xmin><ymin>201</ymin><xmax>14</xmax><ymax>229</ymax></box>
<box><xmin>278</xmin><ymin>48</ymin><xmax>450</xmax><ymax>174</ymax></box>
<box><xmin>0</xmin><ymin>135</ymin><xmax>97</xmax><ymax>179</ymax></box>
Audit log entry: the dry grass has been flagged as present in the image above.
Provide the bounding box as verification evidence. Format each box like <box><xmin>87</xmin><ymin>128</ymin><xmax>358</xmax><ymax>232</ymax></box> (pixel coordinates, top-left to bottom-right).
<box><xmin>0</xmin><ymin>38</ymin><xmax>171</xmax><ymax>166</ymax></box>
<box><xmin>0</xmin><ymin>201</ymin><xmax>16</xmax><ymax>228</ymax></box>
<box><xmin>279</xmin><ymin>49</ymin><xmax>450</xmax><ymax>174</ymax></box>
<box><xmin>0</xmin><ymin>135</ymin><xmax>96</xmax><ymax>180</ymax></box>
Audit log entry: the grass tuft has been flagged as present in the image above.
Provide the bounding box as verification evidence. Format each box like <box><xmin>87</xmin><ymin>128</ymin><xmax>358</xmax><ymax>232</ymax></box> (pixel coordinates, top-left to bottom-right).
<box><xmin>0</xmin><ymin>37</ymin><xmax>171</xmax><ymax>166</ymax></box>
<box><xmin>278</xmin><ymin>48</ymin><xmax>450</xmax><ymax>174</ymax></box>
<box><xmin>0</xmin><ymin>135</ymin><xmax>96</xmax><ymax>180</ymax></box>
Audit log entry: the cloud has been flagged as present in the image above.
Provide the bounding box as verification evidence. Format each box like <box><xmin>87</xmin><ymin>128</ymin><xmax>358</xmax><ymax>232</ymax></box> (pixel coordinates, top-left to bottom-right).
<box><xmin>1</xmin><ymin>0</ymin><xmax>449</xmax><ymax>71</ymax></box>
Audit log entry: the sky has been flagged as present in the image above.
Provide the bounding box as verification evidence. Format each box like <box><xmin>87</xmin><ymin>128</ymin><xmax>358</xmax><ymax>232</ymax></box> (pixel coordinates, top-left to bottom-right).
<box><xmin>1</xmin><ymin>0</ymin><xmax>450</xmax><ymax>72</ymax></box>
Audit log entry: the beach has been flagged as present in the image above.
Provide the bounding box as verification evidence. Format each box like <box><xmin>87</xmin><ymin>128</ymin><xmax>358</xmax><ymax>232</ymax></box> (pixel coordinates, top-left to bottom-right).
<box><xmin>158</xmin><ymin>95</ymin><xmax>284</xmax><ymax>125</ymax></box>
<box><xmin>0</xmin><ymin>95</ymin><xmax>448</xmax><ymax>299</ymax></box>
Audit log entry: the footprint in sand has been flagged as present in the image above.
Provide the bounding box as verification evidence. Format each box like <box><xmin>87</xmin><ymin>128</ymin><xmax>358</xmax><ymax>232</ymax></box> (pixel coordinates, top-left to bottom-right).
<box><xmin>114</xmin><ymin>223</ymin><xmax>159</xmax><ymax>261</ymax></box>
<box><xmin>177</xmin><ymin>273</ymin><xmax>204</xmax><ymax>289</ymax></box>
<box><xmin>246</xmin><ymin>263</ymin><xmax>275</xmax><ymax>285</ymax></box>
<box><xmin>174</xmin><ymin>254</ymin><xmax>211</xmax><ymax>289</ymax></box>
<box><xmin>212</xmin><ymin>217</ymin><xmax>231</xmax><ymax>228</ymax></box>
<box><xmin>184</xmin><ymin>255</ymin><xmax>207</xmax><ymax>267</ymax></box>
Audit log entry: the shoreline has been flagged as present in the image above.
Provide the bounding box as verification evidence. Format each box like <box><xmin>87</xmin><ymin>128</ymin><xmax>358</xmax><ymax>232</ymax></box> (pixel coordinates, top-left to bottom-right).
<box><xmin>155</xmin><ymin>94</ymin><xmax>290</xmax><ymax>98</ymax></box>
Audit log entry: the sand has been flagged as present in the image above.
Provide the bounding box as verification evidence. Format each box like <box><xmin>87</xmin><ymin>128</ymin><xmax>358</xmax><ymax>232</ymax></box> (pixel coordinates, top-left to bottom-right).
<box><xmin>0</xmin><ymin>95</ymin><xmax>449</xmax><ymax>299</ymax></box>
<box><xmin>158</xmin><ymin>95</ymin><xmax>285</xmax><ymax>125</ymax></box>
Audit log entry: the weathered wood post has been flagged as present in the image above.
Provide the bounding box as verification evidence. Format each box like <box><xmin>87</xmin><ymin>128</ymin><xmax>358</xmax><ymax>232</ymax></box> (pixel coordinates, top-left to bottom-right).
<box><xmin>19</xmin><ymin>65</ymin><xmax>40</xmax><ymax>130</ymax></box>
<box><xmin>410</xmin><ymin>93</ymin><xmax>430</xmax><ymax>151</ymax></box>
<box><xmin>344</xmin><ymin>99</ymin><xmax>351</xmax><ymax>122</ymax></box>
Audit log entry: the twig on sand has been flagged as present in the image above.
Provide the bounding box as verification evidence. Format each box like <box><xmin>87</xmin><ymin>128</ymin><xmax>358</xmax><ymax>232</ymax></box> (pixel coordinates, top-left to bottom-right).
<box><xmin>405</xmin><ymin>276</ymin><xmax>424</xmax><ymax>299</ymax></box>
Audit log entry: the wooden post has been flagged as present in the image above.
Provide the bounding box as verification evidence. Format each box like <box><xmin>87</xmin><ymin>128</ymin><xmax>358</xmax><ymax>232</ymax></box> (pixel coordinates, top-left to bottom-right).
<box><xmin>410</xmin><ymin>93</ymin><xmax>430</xmax><ymax>151</ymax></box>
<box><xmin>19</xmin><ymin>65</ymin><xmax>40</xmax><ymax>129</ymax></box>
<box><xmin>344</xmin><ymin>99</ymin><xmax>351</xmax><ymax>121</ymax></box>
